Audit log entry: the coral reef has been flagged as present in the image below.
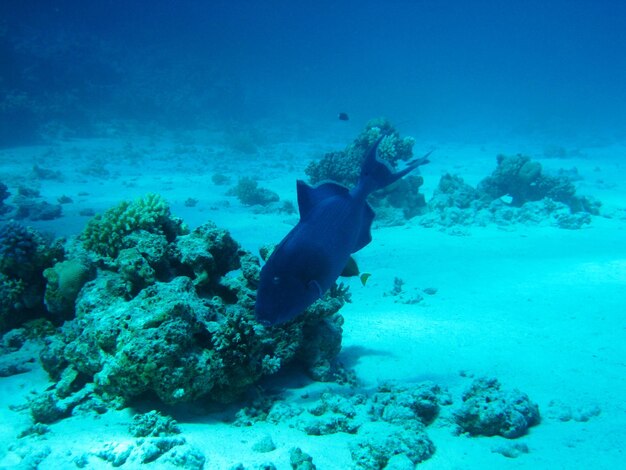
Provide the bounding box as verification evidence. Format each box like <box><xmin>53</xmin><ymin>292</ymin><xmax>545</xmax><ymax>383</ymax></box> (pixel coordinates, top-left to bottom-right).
<box><xmin>81</xmin><ymin>193</ymin><xmax>187</xmax><ymax>258</ymax></box>
<box><xmin>0</xmin><ymin>221</ymin><xmax>62</xmax><ymax>332</ymax></box>
<box><xmin>37</xmin><ymin>197</ymin><xmax>348</xmax><ymax>409</ymax></box>
<box><xmin>226</xmin><ymin>177</ymin><xmax>280</xmax><ymax>206</ymax></box>
<box><xmin>304</xmin><ymin>119</ymin><xmax>426</xmax><ymax>223</ymax></box>
<box><xmin>477</xmin><ymin>154</ymin><xmax>600</xmax><ymax>213</ymax></box>
<box><xmin>453</xmin><ymin>377</ymin><xmax>540</xmax><ymax>438</ymax></box>
<box><xmin>305</xmin><ymin>118</ymin><xmax>414</xmax><ymax>187</ymax></box>
<box><xmin>421</xmin><ymin>154</ymin><xmax>601</xmax><ymax>230</ymax></box>
<box><xmin>0</xmin><ymin>182</ymin><xmax>11</xmax><ymax>215</ymax></box>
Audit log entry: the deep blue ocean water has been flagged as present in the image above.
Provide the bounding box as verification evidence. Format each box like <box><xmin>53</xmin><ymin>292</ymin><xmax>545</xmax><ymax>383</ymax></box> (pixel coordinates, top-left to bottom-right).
<box><xmin>2</xmin><ymin>0</ymin><xmax>626</xmax><ymax>145</ymax></box>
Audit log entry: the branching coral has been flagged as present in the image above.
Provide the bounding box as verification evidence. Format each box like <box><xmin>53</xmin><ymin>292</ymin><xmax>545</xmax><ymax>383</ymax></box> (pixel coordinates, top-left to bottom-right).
<box><xmin>81</xmin><ymin>193</ymin><xmax>187</xmax><ymax>258</ymax></box>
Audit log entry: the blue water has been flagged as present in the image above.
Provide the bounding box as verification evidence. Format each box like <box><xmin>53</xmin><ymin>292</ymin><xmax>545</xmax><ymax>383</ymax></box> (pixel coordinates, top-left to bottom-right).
<box><xmin>1</xmin><ymin>2</ymin><xmax>626</xmax><ymax>469</ymax></box>
<box><xmin>2</xmin><ymin>0</ymin><xmax>626</xmax><ymax>145</ymax></box>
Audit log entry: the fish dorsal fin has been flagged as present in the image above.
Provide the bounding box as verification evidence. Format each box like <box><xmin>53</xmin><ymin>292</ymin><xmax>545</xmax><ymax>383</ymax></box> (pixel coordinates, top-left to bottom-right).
<box><xmin>352</xmin><ymin>202</ymin><xmax>375</xmax><ymax>253</ymax></box>
<box><xmin>296</xmin><ymin>180</ymin><xmax>349</xmax><ymax>218</ymax></box>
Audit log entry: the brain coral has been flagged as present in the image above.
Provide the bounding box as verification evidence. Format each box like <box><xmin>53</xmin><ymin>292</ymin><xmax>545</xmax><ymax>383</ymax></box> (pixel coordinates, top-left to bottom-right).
<box><xmin>43</xmin><ymin>256</ymin><xmax>94</xmax><ymax>319</ymax></box>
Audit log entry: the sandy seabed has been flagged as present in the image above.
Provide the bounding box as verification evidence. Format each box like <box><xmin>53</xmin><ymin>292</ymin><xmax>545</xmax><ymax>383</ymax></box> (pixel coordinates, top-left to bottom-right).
<box><xmin>1</xmin><ymin>130</ymin><xmax>625</xmax><ymax>469</ymax></box>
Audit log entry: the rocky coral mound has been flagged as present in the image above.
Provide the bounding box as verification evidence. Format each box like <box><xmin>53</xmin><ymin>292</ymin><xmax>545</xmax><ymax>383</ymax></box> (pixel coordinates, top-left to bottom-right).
<box><xmin>453</xmin><ymin>377</ymin><xmax>540</xmax><ymax>438</ymax></box>
<box><xmin>421</xmin><ymin>154</ymin><xmax>601</xmax><ymax>230</ymax></box>
<box><xmin>305</xmin><ymin>118</ymin><xmax>428</xmax><ymax>223</ymax></box>
<box><xmin>35</xmin><ymin>196</ymin><xmax>348</xmax><ymax>413</ymax></box>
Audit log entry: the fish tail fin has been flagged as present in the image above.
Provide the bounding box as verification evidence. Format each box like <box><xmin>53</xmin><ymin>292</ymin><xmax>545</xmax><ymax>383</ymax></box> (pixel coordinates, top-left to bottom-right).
<box><xmin>355</xmin><ymin>136</ymin><xmax>431</xmax><ymax>196</ymax></box>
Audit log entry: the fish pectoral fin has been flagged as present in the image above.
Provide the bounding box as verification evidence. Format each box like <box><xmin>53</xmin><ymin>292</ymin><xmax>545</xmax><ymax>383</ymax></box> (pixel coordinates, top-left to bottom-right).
<box><xmin>308</xmin><ymin>280</ymin><xmax>324</xmax><ymax>299</ymax></box>
<box><xmin>340</xmin><ymin>256</ymin><xmax>359</xmax><ymax>277</ymax></box>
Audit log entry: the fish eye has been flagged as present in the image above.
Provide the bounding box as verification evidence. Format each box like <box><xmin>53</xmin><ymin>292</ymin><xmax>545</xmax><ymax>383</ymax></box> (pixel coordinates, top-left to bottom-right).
<box><xmin>272</xmin><ymin>276</ymin><xmax>280</xmax><ymax>285</ymax></box>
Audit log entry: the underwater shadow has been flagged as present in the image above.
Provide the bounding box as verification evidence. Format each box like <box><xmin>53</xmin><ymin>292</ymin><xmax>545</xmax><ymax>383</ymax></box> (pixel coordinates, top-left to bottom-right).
<box><xmin>339</xmin><ymin>345</ymin><xmax>395</xmax><ymax>369</ymax></box>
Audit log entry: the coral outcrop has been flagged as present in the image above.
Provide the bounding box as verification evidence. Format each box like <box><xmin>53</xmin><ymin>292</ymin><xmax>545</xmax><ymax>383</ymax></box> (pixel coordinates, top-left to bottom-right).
<box><xmin>421</xmin><ymin>154</ymin><xmax>601</xmax><ymax>230</ymax></box>
<box><xmin>453</xmin><ymin>377</ymin><xmax>540</xmax><ymax>438</ymax></box>
<box><xmin>37</xmin><ymin>196</ymin><xmax>348</xmax><ymax>410</ymax></box>
<box><xmin>0</xmin><ymin>221</ymin><xmax>62</xmax><ymax>332</ymax></box>
<box><xmin>12</xmin><ymin>186</ymin><xmax>63</xmax><ymax>221</ymax></box>
<box><xmin>81</xmin><ymin>193</ymin><xmax>186</xmax><ymax>258</ymax></box>
<box><xmin>477</xmin><ymin>154</ymin><xmax>600</xmax><ymax>213</ymax></box>
<box><xmin>305</xmin><ymin>119</ymin><xmax>427</xmax><ymax>224</ymax></box>
<box><xmin>226</xmin><ymin>177</ymin><xmax>280</xmax><ymax>206</ymax></box>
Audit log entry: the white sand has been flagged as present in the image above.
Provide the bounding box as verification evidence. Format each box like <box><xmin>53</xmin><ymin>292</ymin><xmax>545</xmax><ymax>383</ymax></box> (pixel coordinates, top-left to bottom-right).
<box><xmin>0</xmin><ymin>131</ymin><xmax>624</xmax><ymax>469</ymax></box>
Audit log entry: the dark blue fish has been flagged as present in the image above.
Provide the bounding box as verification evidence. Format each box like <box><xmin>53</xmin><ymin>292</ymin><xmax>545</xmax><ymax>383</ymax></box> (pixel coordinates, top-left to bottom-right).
<box><xmin>255</xmin><ymin>137</ymin><xmax>430</xmax><ymax>325</ymax></box>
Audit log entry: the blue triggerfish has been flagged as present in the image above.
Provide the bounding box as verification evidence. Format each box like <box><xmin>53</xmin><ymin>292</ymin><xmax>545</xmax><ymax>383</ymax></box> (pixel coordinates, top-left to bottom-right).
<box><xmin>255</xmin><ymin>136</ymin><xmax>430</xmax><ymax>325</ymax></box>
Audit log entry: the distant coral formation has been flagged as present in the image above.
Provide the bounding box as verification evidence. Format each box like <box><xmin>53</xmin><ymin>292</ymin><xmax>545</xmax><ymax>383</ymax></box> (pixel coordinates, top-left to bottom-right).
<box><xmin>306</xmin><ymin>118</ymin><xmax>415</xmax><ymax>187</ymax></box>
<box><xmin>478</xmin><ymin>154</ymin><xmax>599</xmax><ymax>212</ymax></box>
<box><xmin>8</xmin><ymin>186</ymin><xmax>63</xmax><ymax>222</ymax></box>
<box><xmin>305</xmin><ymin>118</ymin><xmax>427</xmax><ymax>224</ymax></box>
<box><xmin>226</xmin><ymin>177</ymin><xmax>280</xmax><ymax>206</ymax></box>
<box><xmin>421</xmin><ymin>154</ymin><xmax>601</xmax><ymax>231</ymax></box>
